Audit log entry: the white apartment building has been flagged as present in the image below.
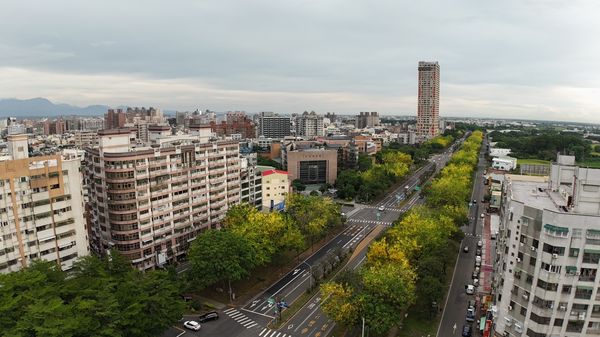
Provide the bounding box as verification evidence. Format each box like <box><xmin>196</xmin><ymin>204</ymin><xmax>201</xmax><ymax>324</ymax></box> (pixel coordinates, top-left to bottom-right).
<box><xmin>493</xmin><ymin>156</ymin><xmax>518</xmax><ymax>171</ymax></box>
<box><xmin>85</xmin><ymin>127</ymin><xmax>241</xmax><ymax>270</ymax></box>
<box><xmin>495</xmin><ymin>155</ymin><xmax>600</xmax><ymax>337</ymax></box>
<box><xmin>296</xmin><ymin>111</ymin><xmax>324</xmax><ymax>138</ymax></box>
<box><xmin>490</xmin><ymin>148</ymin><xmax>512</xmax><ymax>157</ymax></box>
<box><xmin>240</xmin><ymin>153</ymin><xmax>262</xmax><ymax>208</ymax></box>
<box><xmin>0</xmin><ymin>134</ymin><xmax>88</xmax><ymax>273</ymax></box>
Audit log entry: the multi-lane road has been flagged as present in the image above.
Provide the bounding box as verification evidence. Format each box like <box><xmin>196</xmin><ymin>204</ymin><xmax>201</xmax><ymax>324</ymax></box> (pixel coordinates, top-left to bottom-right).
<box><xmin>436</xmin><ymin>137</ymin><xmax>489</xmax><ymax>337</ymax></box>
<box><xmin>164</xmin><ymin>145</ymin><xmax>459</xmax><ymax>337</ymax></box>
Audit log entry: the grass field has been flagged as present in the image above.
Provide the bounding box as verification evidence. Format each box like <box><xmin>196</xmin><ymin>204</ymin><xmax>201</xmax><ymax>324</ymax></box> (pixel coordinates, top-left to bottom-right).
<box><xmin>516</xmin><ymin>158</ymin><xmax>550</xmax><ymax>165</ymax></box>
<box><xmin>578</xmin><ymin>160</ymin><xmax>600</xmax><ymax>168</ymax></box>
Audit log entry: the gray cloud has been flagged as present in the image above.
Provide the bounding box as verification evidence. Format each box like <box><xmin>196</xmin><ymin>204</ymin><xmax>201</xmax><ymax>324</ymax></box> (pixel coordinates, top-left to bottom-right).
<box><xmin>1</xmin><ymin>0</ymin><xmax>599</xmax><ymax>122</ymax></box>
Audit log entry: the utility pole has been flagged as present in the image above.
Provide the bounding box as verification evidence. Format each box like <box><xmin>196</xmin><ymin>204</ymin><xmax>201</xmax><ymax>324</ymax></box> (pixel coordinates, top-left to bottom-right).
<box><xmin>301</xmin><ymin>261</ymin><xmax>313</xmax><ymax>290</ymax></box>
<box><xmin>362</xmin><ymin>316</ymin><xmax>365</xmax><ymax>337</ymax></box>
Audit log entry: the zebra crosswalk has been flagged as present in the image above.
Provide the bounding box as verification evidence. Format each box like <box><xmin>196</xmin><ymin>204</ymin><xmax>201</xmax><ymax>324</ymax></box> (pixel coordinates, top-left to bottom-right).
<box><xmin>347</xmin><ymin>218</ymin><xmax>392</xmax><ymax>226</ymax></box>
<box><xmin>258</xmin><ymin>328</ymin><xmax>294</xmax><ymax>337</ymax></box>
<box><xmin>223</xmin><ymin>308</ymin><xmax>258</xmax><ymax>329</ymax></box>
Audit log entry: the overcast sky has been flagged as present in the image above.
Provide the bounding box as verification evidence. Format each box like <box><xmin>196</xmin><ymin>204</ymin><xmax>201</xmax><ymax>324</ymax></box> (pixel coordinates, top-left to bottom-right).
<box><xmin>1</xmin><ymin>0</ymin><xmax>600</xmax><ymax>122</ymax></box>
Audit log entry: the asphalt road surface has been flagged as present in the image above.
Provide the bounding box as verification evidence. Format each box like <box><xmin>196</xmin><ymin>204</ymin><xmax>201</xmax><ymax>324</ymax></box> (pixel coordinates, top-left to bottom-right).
<box><xmin>162</xmin><ymin>145</ymin><xmax>457</xmax><ymax>337</ymax></box>
<box><xmin>436</xmin><ymin>137</ymin><xmax>488</xmax><ymax>337</ymax></box>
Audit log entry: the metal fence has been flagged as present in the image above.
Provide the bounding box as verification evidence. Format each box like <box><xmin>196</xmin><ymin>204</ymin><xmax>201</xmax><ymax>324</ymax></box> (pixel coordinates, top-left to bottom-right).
<box><xmin>519</xmin><ymin>164</ymin><xmax>550</xmax><ymax>176</ymax></box>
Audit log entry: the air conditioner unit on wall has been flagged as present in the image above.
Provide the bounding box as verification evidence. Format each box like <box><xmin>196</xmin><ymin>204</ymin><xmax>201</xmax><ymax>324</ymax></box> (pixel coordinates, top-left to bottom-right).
<box><xmin>523</xmin><ymin>294</ymin><xmax>529</xmax><ymax>300</ymax></box>
<box><xmin>531</xmin><ymin>246</ymin><xmax>536</xmax><ymax>251</ymax></box>
<box><xmin>552</xmin><ymin>253</ymin><xmax>559</xmax><ymax>258</ymax></box>
<box><xmin>505</xmin><ymin>317</ymin><xmax>512</xmax><ymax>326</ymax></box>
<box><xmin>514</xmin><ymin>324</ymin><xmax>523</xmax><ymax>333</ymax></box>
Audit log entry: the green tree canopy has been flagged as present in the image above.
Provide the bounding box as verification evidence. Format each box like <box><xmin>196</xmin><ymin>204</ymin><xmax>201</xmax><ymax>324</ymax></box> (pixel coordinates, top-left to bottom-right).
<box><xmin>0</xmin><ymin>254</ymin><xmax>183</xmax><ymax>337</ymax></box>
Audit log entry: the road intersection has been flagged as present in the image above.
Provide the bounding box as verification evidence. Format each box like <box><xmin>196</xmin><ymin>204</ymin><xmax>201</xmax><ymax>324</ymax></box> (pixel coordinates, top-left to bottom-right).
<box><xmin>163</xmin><ymin>145</ymin><xmax>457</xmax><ymax>337</ymax></box>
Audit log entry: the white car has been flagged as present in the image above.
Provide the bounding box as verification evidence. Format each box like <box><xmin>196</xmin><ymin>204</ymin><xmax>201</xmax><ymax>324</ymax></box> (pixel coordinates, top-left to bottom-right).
<box><xmin>184</xmin><ymin>321</ymin><xmax>201</xmax><ymax>331</ymax></box>
<box><xmin>466</xmin><ymin>284</ymin><xmax>475</xmax><ymax>295</ymax></box>
<box><xmin>378</xmin><ymin>205</ymin><xmax>385</xmax><ymax>212</ymax></box>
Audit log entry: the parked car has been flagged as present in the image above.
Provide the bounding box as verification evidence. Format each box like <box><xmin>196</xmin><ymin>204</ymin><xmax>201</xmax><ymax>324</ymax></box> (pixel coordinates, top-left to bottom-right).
<box><xmin>198</xmin><ymin>311</ymin><xmax>219</xmax><ymax>323</ymax></box>
<box><xmin>472</xmin><ymin>271</ymin><xmax>479</xmax><ymax>279</ymax></box>
<box><xmin>467</xmin><ymin>300</ymin><xmax>476</xmax><ymax>310</ymax></box>
<box><xmin>475</xmin><ymin>255</ymin><xmax>482</xmax><ymax>263</ymax></box>
<box><xmin>476</xmin><ymin>248</ymin><xmax>482</xmax><ymax>256</ymax></box>
<box><xmin>472</xmin><ymin>199</ymin><xmax>477</xmax><ymax>204</ymax></box>
<box><xmin>477</xmin><ymin>240</ymin><xmax>483</xmax><ymax>248</ymax></box>
<box><xmin>475</xmin><ymin>260</ymin><xmax>481</xmax><ymax>267</ymax></box>
<box><xmin>184</xmin><ymin>321</ymin><xmax>201</xmax><ymax>331</ymax></box>
<box><xmin>465</xmin><ymin>284</ymin><xmax>475</xmax><ymax>295</ymax></box>
<box><xmin>463</xmin><ymin>245</ymin><xmax>469</xmax><ymax>253</ymax></box>
<box><xmin>480</xmin><ymin>213</ymin><xmax>485</xmax><ymax>218</ymax></box>
<box><xmin>466</xmin><ymin>308</ymin><xmax>476</xmax><ymax>322</ymax></box>
<box><xmin>462</xmin><ymin>324</ymin><xmax>473</xmax><ymax>337</ymax></box>
<box><xmin>473</xmin><ymin>278</ymin><xmax>479</xmax><ymax>287</ymax></box>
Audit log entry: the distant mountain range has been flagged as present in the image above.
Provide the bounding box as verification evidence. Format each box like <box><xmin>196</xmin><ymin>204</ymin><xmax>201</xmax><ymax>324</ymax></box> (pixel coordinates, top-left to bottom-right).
<box><xmin>0</xmin><ymin>98</ymin><xmax>109</xmax><ymax>117</ymax></box>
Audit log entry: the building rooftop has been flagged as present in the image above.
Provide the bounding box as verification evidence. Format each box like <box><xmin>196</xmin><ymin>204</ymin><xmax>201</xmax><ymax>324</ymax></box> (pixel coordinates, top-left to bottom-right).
<box><xmin>508</xmin><ymin>177</ymin><xmax>567</xmax><ymax>213</ymax></box>
<box><xmin>262</xmin><ymin>169</ymin><xmax>288</xmax><ymax>176</ymax></box>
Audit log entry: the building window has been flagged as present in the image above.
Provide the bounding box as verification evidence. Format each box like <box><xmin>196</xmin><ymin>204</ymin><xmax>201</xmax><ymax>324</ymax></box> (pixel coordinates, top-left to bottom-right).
<box><xmin>570</xmin><ymin>248</ymin><xmax>580</xmax><ymax>257</ymax></box>
<box><xmin>542</xmin><ymin>243</ymin><xmax>565</xmax><ymax>256</ymax></box>
<box><xmin>529</xmin><ymin>256</ymin><xmax>537</xmax><ymax>266</ymax></box>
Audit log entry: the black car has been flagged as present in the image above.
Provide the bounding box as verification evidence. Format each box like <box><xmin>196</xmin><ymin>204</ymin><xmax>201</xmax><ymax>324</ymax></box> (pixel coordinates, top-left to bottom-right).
<box><xmin>198</xmin><ymin>311</ymin><xmax>219</xmax><ymax>323</ymax></box>
<box><xmin>476</xmin><ymin>248</ymin><xmax>482</xmax><ymax>256</ymax></box>
<box><xmin>462</xmin><ymin>324</ymin><xmax>472</xmax><ymax>337</ymax></box>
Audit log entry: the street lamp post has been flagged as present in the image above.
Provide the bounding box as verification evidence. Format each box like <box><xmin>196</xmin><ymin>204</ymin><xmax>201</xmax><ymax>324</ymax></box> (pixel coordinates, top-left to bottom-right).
<box><xmin>301</xmin><ymin>261</ymin><xmax>313</xmax><ymax>290</ymax></box>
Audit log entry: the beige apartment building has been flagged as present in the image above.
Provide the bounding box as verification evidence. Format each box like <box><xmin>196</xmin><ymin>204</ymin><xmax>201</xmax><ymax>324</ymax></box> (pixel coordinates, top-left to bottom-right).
<box><xmin>261</xmin><ymin>169</ymin><xmax>289</xmax><ymax>211</ymax></box>
<box><xmin>416</xmin><ymin>61</ymin><xmax>440</xmax><ymax>141</ymax></box>
<box><xmin>85</xmin><ymin>128</ymin><xmax>241</xmax><ymax>270</ymax></box>
<box><xmin>0</xmin><ymin>134</ymin><xmax>88</xmax><ymax>274</ymax></box>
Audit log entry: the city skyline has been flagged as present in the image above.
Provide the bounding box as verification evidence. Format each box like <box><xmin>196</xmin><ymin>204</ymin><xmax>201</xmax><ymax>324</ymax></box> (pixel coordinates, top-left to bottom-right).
<box><xmin>1</xmin><ymin>1</ymin><xmax>600</xmax><ymax>123</ymax></box>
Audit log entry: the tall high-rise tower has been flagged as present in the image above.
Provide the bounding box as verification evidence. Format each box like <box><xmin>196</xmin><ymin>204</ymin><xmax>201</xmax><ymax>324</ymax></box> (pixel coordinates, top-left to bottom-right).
<box><xmin>416</xmin><ymin>61</ymin><xmax>440</xmax><ymax>141</ymax></box>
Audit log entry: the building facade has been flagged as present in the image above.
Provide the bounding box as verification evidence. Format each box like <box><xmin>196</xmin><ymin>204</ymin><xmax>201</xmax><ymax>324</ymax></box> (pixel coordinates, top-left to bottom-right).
<box><xmin>355</xmin><ymin>112</ymin><xmax>379</xmax><ymax>129</ymax></box>
<box><xmin>105</xmin><ymin>109</ymin><xmax>127</xmax><ymax>129</ymax></box>
<box><xmin>261</xmin><ymin>169</ymin><xmax>289</xmax><ymax>211</ymax></box>
<box><xmin>240</xmin><ymin>153</ymin><xmax>262</xmax><ymax>209</ymax></box>
<box><xmin>84</xmin><ymin>129</ymin><xmax>241</xmax><ymax>270</ymax></box>
<box><xmin>296</xmin><ymin>111</ymin><xmax>324</xmax><ymax>138</ymax></box>
<box><xmin>257</xmin><ymin>112</ymin><xmax>291</xmax><ymax>139</ymax></box>
<box><xmin>0</xmin><ymin>134</ymin><xmax>88</xmax><ymax>274</ymax></box>
<box><xmin>494</xmin><ymin>155</ymin><xmax>600</xmax><ymax>337</ymax></box>
<box><xmin>416</xmin><ymin>61</ymin><xmax>440</xmax><ymax>141</ymax></box>
<box><xmin>286</xmin><ymin>148</ymin><xmax>337</xmax><ymax>185</ymax></box>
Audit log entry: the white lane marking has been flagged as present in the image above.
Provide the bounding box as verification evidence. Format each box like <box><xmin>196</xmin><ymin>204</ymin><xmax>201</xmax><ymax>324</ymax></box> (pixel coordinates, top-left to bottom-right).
<box><xmin>353</xmin><ymin>255</ymin><xmax>367</xmax><ymax>270</ymax></box>
<box><xmin>275</xmin><ymin>333</ymin><xmax>282</xmax><ymax>337</ymax></box>
<box><xmin>294</xmin><ymin>295</ymin><xmax>331</xmax><ymax>332</ymax></box>
<box><xmin>223</xmin><ymin>307</ymin><xmax>236</xmax><ymax>314</ymax></box>
<box><xmin>237</xmin><ymin>317</ymin><xmax>251</xmax><ymax>324</ymax></box>
<box><xmin>241</xmin><ymin>307</ymin><xmax>276</xmax><ymax>319</ymax></box>
<box><xmin>230</xmin><ymin>312</ymin><xmax>243</xmax><ymax>318</ymax></box>
<box><xmin>259</xmin><ymin>328</ymin><xmax>267</xmax><ymax>336</ymax></box>
<box><xmin>246</xmin><ymin>322</ymin><xmax>258</xmax><ymax>329</ymax></box>
<box><xmin>175</xmin><ymin>331</ymin><xmax>186</xmax><ymax>337</ymax></box>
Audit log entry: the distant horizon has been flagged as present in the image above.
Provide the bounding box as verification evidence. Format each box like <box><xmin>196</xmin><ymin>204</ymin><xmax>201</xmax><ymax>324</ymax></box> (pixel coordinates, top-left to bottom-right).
<box><xmin>2</xmin><ymin>1</ymin><xmax>600</xmax><ymax>124</ymax></box>
<box><xmin>2</xmin><ymin>96</ymin><xmax>600</xmax><ymax>127</ymax></box>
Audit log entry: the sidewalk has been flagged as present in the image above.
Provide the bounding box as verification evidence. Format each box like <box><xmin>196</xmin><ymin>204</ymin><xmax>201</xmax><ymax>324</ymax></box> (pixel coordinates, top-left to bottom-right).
<box><xmin>480</xmin><ymin>210</ymin><xmax>493</xmax><ymax>294</ymax></box>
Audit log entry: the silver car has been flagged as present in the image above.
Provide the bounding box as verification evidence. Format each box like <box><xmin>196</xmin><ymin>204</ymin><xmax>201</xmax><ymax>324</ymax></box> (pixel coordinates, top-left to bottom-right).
<box><xmin>184</xmin><ymin>321</ymin><xmax>201</xmax><ymax>331</ymax></box>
